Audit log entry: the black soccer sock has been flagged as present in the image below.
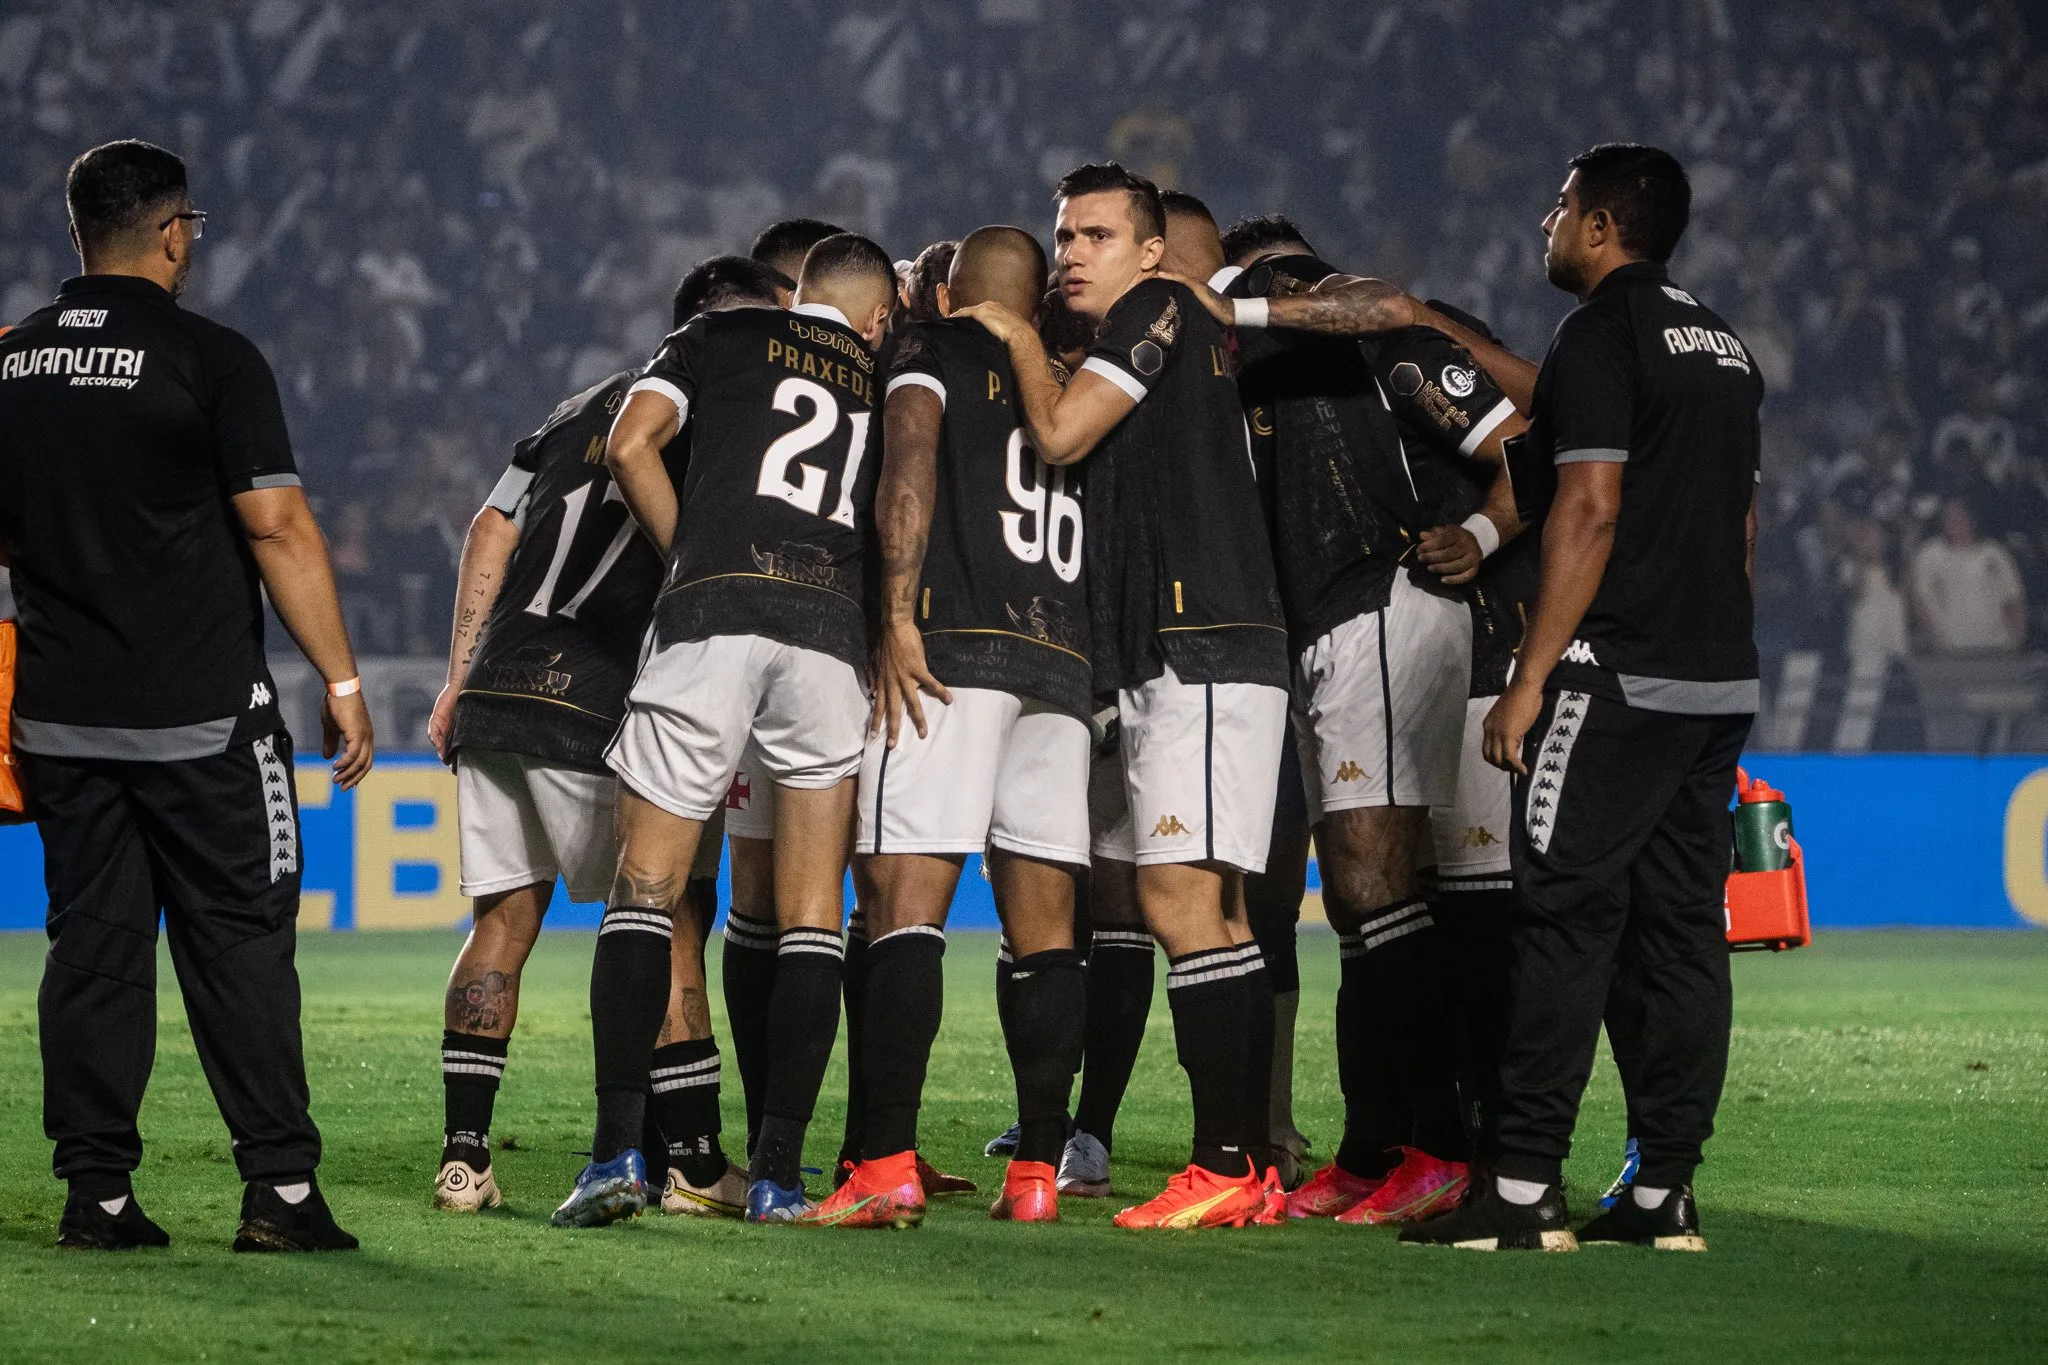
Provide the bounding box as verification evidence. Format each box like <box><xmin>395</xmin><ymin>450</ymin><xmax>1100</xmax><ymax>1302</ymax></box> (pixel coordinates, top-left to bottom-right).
<box><xmin>1433</xmin><ymin>881</ymin><xmax>1516</xmax><ymax>1165</ymax></box>
<box><xmin>650</xmin><ymin>1039</ymin><xmax>729</xmax><ymax>1187</ymax></box>
<box><xmin>1166</xmin><ymin>946</ymin><xmax>1256</xmax><ymax>1178</ymax></box>
<box><xmin>684</xmin><ymin>876</ymin><xmax>719</xmax><ymax>944</ymax></box>
<box><xmin>720</xmin><ymin>909</ymin><xmax>778</xmax><ymax>1157</ymax></box>
<box><xmin>1237</xmin><ymin>944</ymin><xmax>1278</xmax><ymax>1173</ymax></box>
<box><xmin>747</xmin><ymin>928</ymin><xmax>844</xmax><ymax>1190</ymax></box>
<box><xmin>1073</xmin><ymin>927</ymin><xmax>1156</xmax><ymax>1150</ymax></box>
<box><xmin>1005</xmin><ymin>948</ymin><xmax>1086</xmax><ymax>1166</ymax></box>
<box><xmin>1343</xmin><ymin>896</ymin><xmax>1458</xmax><ymax>1173</ymax></box>
<box><xmin>838</xmin><ymin>907</ymin><xmax>871</xmax><ymax>1166</ymax></box>
<box><xmin>1246</xmin><ymin>896</ymin><xmax>1301</xmax><ymax>996</ymax></box>
<box><xmin>441</xmin><ymin>1031</ymin><xmax>507</xmax><ymax>1169</ymax></box>
<box><xmin>589</xmin><ymin>907</ymin><xmax>675</xmax><ymax>1162</ymax></box>
<box><xmin>1333</xmin><ymin>928</ymin><xmax>1399</xmax><ymax>1180</ymax></box>
<box><xmin>859</xmin><ymin>925</ymin><xmax>947</xmax><ymax>1161</ymax></box>
<box><xmin>994</xmin><ymin>935</ymin><xmax>1018</xmax><ymax>1039</ymax></box>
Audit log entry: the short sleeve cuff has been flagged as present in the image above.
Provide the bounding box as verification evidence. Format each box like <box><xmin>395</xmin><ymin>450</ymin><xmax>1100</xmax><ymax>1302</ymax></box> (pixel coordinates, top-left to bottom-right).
<box><xmin>886</xmin><ymin>372</ymin><xmax>946</xmax><ymax>406</ymax></box>
<box><xmin>1556</xmin><ymin>446</ymin><xmax>1628</xmax><ymax>465</ymax></box>
<box><xmin>627</xmin><ymin>376</ymin><xmax>690</xmax><ymax>423</ymax></box>
<box><xmin>1080</xmin><ymin>355</ymin><xmax>1147</xmax><ymax>402</ymax></box>
<box><xmin>225</xmin><ymin>470</ymin><xmax>302</xmax><ymax>493</ymax></box>
<box><xmin>1458</xmin><ymin>398</ymin><xmax>1517</xmax><ymax>457</ymax></box>
<box><xmin>486</xmin><ymin>465</ymin><xmax>536</xmax><ymax>516</ymax></box>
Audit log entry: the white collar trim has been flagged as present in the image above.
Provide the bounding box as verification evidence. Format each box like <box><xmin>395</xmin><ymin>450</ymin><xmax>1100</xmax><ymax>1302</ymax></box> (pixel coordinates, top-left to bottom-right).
<box><xmin>792</xmin><ymin>301</ymin><xmax>851</xmax><ymax>327</ymax></box>
<box><xmin>1208</xmin><ymin>265</ymin><xmax>1244</xmax><ymax>291</ymax></box>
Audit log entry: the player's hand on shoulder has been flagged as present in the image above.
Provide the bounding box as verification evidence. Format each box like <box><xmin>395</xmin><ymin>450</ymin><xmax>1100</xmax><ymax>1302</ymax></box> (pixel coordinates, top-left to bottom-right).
<box><xmin>427</xmin><ymin>682</ymin><xmax>459</xmax><ymax>766</ymax></box>
<box><xmin>871</xmin><ymin>618</ymin><xmax>952</xmax><ymax>749</ymax></box>
<box><xmin>952</xmin><ymin>300</ymin><xmax>1027</xmax><ymax>345</ymax></box>
<box><xmin>1154</xmin><ymin>271</ymin><xmax>1234</xmax><ymax>325</ymax></box>
<box><xmin>323</xmin><ymin>688</ymin><xmax>375</xmax><ymax>790</ymax></box>
<box><xmin>1419</xmin><ymin>523</ymin><xmax>1484</xmax><ymax>585</ymax></box>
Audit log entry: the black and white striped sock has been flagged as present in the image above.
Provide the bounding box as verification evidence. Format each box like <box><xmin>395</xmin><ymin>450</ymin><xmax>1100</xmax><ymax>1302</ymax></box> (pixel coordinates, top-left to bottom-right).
<box><xmin>650</xmin><ymin>1038</ymin><xmax>728</xmax><ymax>1187</ymax></box>
<box><xmin>441</xmin><ymin>1031</ymin><xmax>507</xmax><ymax>1169</ymax></box>
<box><xmin>750</xmin><ymin>928</ymin><xmax>845</xmax><ymax>1190</ymax></box>
<box><xmin>720</xmin><ymin>909</ymin><xmax>778</xmax><ymax>1156</ymax></box>
<box><xmin>590</xmin><ymin>904</ymin><xmax>673</xmax><ymax>1163</ymax></box>
<box><xmin>1165</xmin><ymin>944</ymin><xmax>1257</xmax><ymax>1178</ymax></box>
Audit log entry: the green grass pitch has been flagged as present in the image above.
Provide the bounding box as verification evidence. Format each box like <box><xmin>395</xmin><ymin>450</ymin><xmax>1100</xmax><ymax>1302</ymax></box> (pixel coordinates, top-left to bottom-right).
<box><xmin>0</xmin><ymin>929</ymin><xmax>2042</xmax><ymax>1362</ymax></box>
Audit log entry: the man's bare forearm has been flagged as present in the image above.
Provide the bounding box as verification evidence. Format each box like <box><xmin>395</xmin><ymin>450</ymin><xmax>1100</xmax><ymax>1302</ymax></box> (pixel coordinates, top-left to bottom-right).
<box><xmin>242</xmin><ymin>497</ymin><xmax>360</xmax><ymax>685</ymax></box>
<box><xmin>1420</xmin><ymin>311</ymin><xmax>1538</xmax><ymax>415</ymax></box>
<box><xmin>608</xmin><ymin>436</ymin><xmax>679</xmax><ymax>553</ymax></box>
<box><xmin>998</xmin><ymin>327</ymin><xmax>1072</xmax><ymax>462</ymax></box>
<box><xmin>877</xmin><ymin>389</ymin><xmax>942</xmax><ymax>625</ymax></box>
<box><xmin>1265</xmin><ymin>278</ymin><xmax>1416</xmax><ymax>336</ymax></box>
<box><xmin>445</xmin><ymin>507</ymin><xmax>519</xmax><ymax>687</ymax></box>
<box><xmin>1511</xmin><ymin>484</ymin><xmax>1617</xmax><ymax>696</ymax></box>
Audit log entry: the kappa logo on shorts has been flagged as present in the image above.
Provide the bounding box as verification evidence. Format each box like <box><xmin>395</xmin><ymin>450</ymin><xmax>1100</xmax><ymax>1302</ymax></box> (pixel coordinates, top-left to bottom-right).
<box><xmin>1150</xmin><ymin>814</ymin><xmax>1191</xmax><ymax>838</ymax></box>
<box><xmin>1463</xmin><ymin>826</ymin><xmax>1501</xmax><ymax>848</ymax></box>
<box><xmin>1333</xmin><ymin>759</ymin><xmax>1366</xmax><ymax>782</ymax></box>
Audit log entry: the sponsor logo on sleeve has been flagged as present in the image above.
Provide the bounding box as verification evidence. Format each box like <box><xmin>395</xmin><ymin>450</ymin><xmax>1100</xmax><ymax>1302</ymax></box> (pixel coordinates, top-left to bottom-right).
<box><xmin>1388</xmin><ymin>361</ymin><xmax>1424</xmax><ymax>397</ymax></box>
<box><xmin>1129</xmin><ymin>339</ymin><xmax>1164</xmax><ymax>376</ymax></box>
<box><xmin>1660</xmin><ymin>285</ymin><xmax>1699</xmax><ymax>306</ymax></box>
<box><xmin>1440</xmin><ymin>365</ymin><xmax>1476</xmax><ymax>398</ymax></box>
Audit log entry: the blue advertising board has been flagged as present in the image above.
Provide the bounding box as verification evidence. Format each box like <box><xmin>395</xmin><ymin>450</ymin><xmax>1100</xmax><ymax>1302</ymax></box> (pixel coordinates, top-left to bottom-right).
<box><xmin>0</xmin><ymin>753</ymin><xmax>2042</xmax><ymax>932</ymax></box>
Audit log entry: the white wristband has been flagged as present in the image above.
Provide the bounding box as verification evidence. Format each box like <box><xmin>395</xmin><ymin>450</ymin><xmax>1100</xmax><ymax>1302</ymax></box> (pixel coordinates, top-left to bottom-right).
<box><xmin>1461</xmin><ymin>512</ymin><xmax>1502</xmax><ymax>560</ymax></box>
<box><xmin>327</xmin><ymin>676</ymin><xmax>361</xmax><ymax>698</ymax></box>
<box><xmin>1231</xmin><ymin>297</ymin><xmax>1270</xmax><ymax>329</ymax></box>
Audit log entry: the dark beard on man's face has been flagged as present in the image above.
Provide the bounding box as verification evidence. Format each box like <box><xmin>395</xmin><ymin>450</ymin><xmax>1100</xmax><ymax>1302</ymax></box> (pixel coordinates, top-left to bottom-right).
<box><xmin>1545</xmin><ymin>249</ymin><xmax>1582</xmax><ymax>295</ymax></box>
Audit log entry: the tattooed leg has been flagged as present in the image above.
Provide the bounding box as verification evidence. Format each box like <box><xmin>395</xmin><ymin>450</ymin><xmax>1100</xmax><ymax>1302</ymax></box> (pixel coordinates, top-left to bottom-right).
<box><xmin>445</xmin><ymin>882</ymin><xmax>551</xmax><ymax>1039</ymax></box>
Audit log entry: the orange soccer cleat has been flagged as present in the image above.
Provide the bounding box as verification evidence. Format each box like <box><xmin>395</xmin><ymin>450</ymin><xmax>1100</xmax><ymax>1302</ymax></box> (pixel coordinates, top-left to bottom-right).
<box><xmin>1249</xmin><ymin>1166</ymin><xmax>1289</xmax><ymax>1226</ymax></box>
<box><xmin>916</xmin><ymin>1153</ymin><xmax>979</xmax><ymax>1196</ymax></box>
<box><xmin>798</xmin><ymin>1151</ymin><xmax>925</xmax><ymax>1229</ymax></box>
<box><xmin>1336</xmin><ymin>1147</ymin><xmax>1468</xmax><ymax>1225</ymax></box>
<box><xmin>988</xmin><ymin>1160</ymin><xmax>1060</xmax><ymax>1222</ymax></box>
<box><xmin>1285</xmin><ymin>1162</ymin><xmax>1385</xmax><ymax>1220</ymax></box>
<box><xmin>1112</xmin><ymin>1164</ymin><xmax>1262</xmax><ymax>1230</ymax></box>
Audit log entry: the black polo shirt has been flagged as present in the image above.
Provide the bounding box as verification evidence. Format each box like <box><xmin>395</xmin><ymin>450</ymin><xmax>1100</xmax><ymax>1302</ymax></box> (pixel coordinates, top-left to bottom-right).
<box><xmin>1529</xmin><ymin>262</ymin><xmax>1764</xmax><ymax>713</ymax></box>
<box><xmin>0</xmin><ymin>275</ymin><xmax>293</xmax><ymax>759</ymax></box>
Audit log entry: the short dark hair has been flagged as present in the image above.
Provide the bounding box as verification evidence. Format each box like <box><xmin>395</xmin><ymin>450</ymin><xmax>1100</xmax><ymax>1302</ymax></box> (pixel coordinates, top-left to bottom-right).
<box><xmin>1054</xmin><ymin>162</ymin><xmax>1165</xmax><ymax>243</ymax></box>
<box><xmin>903</xmin><ymin>239</ymin><xmax>958</xmax><ymax>323</ymax></box>
<box><xmin>67</xmin><ymin>140</ymin><xmax>188</xmax><ymax>257</ymax></box>
<box><xmin>1219</xmin><ymin>214</ymin><xmax>1315</xmax><ymax>265</ymax></box>
<box><xmin>750</xmin><ymin>218</ymin><xmax>846</xmax><ymax>283</ymax></box>
<box><xmin>672</xmin><ymin>255</ymin><xmax>784</xmax><ymax>326</ymax></box>
<box><xmin>1159</xmin><ymin>190</ymin><xmax>1214</xmax><ymax>226</ymax></box>
<box><xmin>1567</xmin><ymin>143</ymin><xmax>1690</xmax><ymax>263</ymax></box>
<box><xmin>798</xmin><ymin>231</ymin><xmax>896</xmax><ymax>290</ymax></box>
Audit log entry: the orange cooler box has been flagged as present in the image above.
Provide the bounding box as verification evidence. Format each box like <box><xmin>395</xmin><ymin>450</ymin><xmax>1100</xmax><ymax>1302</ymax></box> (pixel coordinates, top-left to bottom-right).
<box><xmin>1725</xmin><ymin>834</ymin><xmax>1810</xmax><ymax>952</ymax></box>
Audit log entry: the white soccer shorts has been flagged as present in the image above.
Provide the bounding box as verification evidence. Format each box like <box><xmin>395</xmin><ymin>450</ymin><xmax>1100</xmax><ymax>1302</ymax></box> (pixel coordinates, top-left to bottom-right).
<box><xmin>1429</xmin><ymin>694</ymin><xmax>1513</xmax><ymax>883</ymax></box>
<box><xmin>457</xmin><ymin>748</ymin><xmax>618</xmax><ymax>903</ymax></box>
<box><xmin>607</xmin><ymin>633</ymin><xmax>867</xmax><ymax>822</ymax></box>
<box><xmin>857</xmin><ymin>687</ymin><xmax>1091</xmax><ymax>864</ymax></box>
<box><xmin>1089</xmin><ymin>666</ymin><xmax>1288</xmax><ymax>874</ymax></box>
<box><xmin>1295</xmin><ymin>572</ymin><xmax>1472</xmax><ymax>818</ymax></box>
<box><xmin>722</xmin><ymin>740</ymin><xmax>776</xmax><ymax>841</ymax></box>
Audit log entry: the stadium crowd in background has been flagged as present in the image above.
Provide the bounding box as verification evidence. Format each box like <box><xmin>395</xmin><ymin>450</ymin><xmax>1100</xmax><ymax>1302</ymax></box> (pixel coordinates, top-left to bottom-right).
<box><xmin>0</xmin><ymin>0</ymin><xmax>2044</xmax><ymax>676</ymax></box>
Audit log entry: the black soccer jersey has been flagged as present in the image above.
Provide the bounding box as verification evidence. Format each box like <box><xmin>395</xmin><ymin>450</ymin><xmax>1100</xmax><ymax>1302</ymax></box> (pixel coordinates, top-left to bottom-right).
<box><xmin>1080</xmin><ymin>278</ymin><xmax>1287</xmax><ymax>693</ymax></box>
<box><xmin>1228</xmin><ymin>257</ymin><xmax>1423</xmax><ymax>653</ymax></box>
<box><xmin>1363</xmin><ymin>319</ymin><xmax>1523</xmax><ymax>698</ymax></box>
<box><xmin>1529</xmin><ymin>262</ymin><xmax>1764</xmax><ymax>713</ymax></box>
<box><xmin>634</xmin><ymin>303</ymin><xmax>879</xmax><ymax>671</ymax></box>
<box><xmin>452</xmin><ymin>371</ymin><xmax>682</xmax><ymax>771</ymax></box>
<box><xmin>888</xmin><ymin>319</ymin><xmax>1091</xmax><ymax>719</ymax></box>
<box><xmin>0</xmin><ymin>275</ymin><xmax>289</xmax><ymax>759</ymax></box>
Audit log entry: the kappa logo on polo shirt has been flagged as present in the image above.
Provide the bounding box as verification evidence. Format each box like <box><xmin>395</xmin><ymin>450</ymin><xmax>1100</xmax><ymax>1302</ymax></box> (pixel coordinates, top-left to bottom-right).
<box><xmin>1562</xmin><ymin>639</ymin><xmax>1599</xmax><ymax>665</ymax></box>
<box><xmin>249</xmin><ymin>681</ymin><xmax>273</xmax><ymax>708</ymax></box>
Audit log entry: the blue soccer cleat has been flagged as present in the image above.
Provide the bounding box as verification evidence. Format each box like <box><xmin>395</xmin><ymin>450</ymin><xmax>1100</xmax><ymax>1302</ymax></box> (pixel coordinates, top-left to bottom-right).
<box><xmin>744</xmin><ymin>1177</ymin><xmax>813</xmax><ymax>1224</ymax></box>
<box><xmin>984</xmin><ymin>1121</ymin><xmax>1021</xmax><ymax>1159</ymax></box>
<box><xmin>1598</xmin><ymin>1137</ymin><xmax>1642</xmax><ymax>1210</ymax></box>
<box><xmin>550</xmin><ymin>1149</ymin><xmax>650</xmax><ymax>1228</ymax></box>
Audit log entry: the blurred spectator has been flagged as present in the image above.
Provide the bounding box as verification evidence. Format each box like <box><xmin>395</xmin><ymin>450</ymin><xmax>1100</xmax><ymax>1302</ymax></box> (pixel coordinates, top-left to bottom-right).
<box><xmin>1911</xmin><ymin>498</ymin><xmax>2027</xmax><ymax>652</ymax></box>
<box><xmin>1844</xmin><ymin>519</ymin><xmax>1910</xmax><ymax>669</ymax></box>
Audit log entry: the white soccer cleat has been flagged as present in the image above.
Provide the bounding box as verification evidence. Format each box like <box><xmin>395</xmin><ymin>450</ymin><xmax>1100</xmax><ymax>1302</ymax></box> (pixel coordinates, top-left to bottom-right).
<box><xmin>434</xmin><ymin>1159</ymin><xmax>503</xmax><ymax>1212</ymax></box>
<box><xmin>1056</xmin><ymin>1131</ymin><xmax>1112</xmax><ymax>1198</ymax></box>
<box><xmin>662</xmin><ymin>1161</ymin><xmax>749</xmax><ymax>1218</ymax></box>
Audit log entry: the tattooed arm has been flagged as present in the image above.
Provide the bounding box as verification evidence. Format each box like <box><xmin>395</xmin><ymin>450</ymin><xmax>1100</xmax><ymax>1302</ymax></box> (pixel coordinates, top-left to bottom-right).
<box><xmin>1161</xmin><ymin>268</ymin><xmax>1426</xmax><ymax>337</ymax></box>
<box><xmin>429</xmin><ymin>504</ymin><xmax>520</xmax><ymax>764</ymax></box>
<box><xmin>870</xmin><ymin>382</ymin><xmax>953</xmax><ymax>747</ymax></box>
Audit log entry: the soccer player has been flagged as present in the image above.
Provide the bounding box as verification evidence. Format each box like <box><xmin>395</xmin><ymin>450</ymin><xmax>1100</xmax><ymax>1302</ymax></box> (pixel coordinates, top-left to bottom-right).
<box><xmin>957</xmin><ymin>164</ymin><xmax>1289</xmax><ymax>1230</ymax></box>
<box><xmin>802</xmin><ymin>225</ymin><xmax>1090</xmax><ymax>1228</ymax></box>
<box><xmin>750</xmin><ymin>218</ymin><xmax>848</xmax><ymax>303</ymax></box>
<box><xmin>1171</xmin><ymin>216</ymin><xmax>1525</xmax><ymax>1225</ymax></box>
<box><xmin>426</xmin><ymin>256</ymin><xmax>786</xmax><ymax>1218</ymax></box>
<box><xmin>551</xmin><ymin>232</ymin><xmax>896</xmax><ymax>1228</ymax></box>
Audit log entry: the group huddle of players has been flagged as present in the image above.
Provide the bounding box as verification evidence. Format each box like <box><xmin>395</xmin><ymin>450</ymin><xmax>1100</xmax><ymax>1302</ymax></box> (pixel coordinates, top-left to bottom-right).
<box><xmin>425</xmin><ymin>160</ymin><xmax>1546</xmax><ymax>1233</ymax></box>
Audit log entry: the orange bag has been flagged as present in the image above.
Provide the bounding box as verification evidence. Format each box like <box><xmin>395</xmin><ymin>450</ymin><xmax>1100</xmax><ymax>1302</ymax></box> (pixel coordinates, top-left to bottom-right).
<box><xmin>0</xmin><ymin>619</ymin><xmax>26</xmax><ymax>821</ymax></box>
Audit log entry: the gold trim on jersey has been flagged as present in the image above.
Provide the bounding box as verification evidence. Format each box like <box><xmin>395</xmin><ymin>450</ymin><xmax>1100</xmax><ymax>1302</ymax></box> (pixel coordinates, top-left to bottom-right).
<box><xmin>456</xmin><ymin>689</ymin><xmax>618</xmax><ymax>722</ymax></box>
<box><xmin>920</xmin><ymin>627</ymin><xmax>1088</xmax><ymax>665</ymax></box>
<box><xmin>659</xmin><ymin>571</ymin><xmax>858</xmax><ymax>604</ymax></box>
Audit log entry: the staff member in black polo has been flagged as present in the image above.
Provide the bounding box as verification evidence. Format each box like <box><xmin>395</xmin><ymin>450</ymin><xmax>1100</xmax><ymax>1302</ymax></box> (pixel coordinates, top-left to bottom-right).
<box><xmin>0</xmin><ymin>140</ymin><xmax>373</xmax><ymax>1252</ymax></box>
<box><xmin>1405</xmin><ymin>144</ymin><xmax>1762</xmax><ymax>1253</ymax></box>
